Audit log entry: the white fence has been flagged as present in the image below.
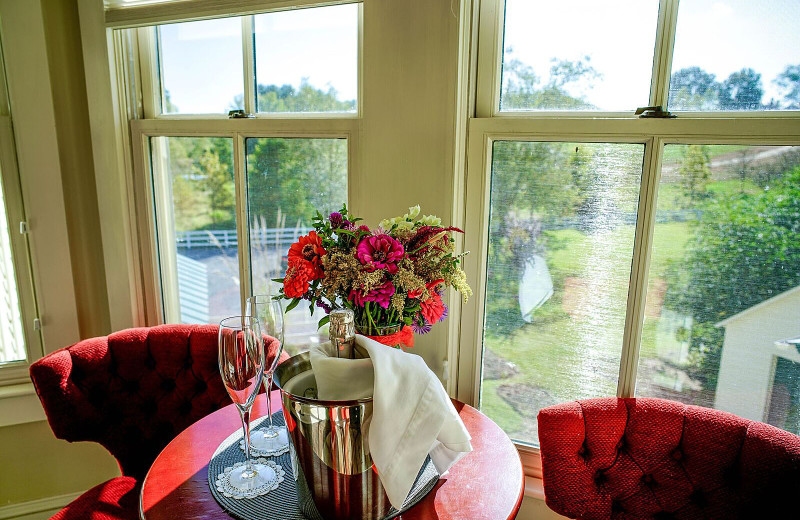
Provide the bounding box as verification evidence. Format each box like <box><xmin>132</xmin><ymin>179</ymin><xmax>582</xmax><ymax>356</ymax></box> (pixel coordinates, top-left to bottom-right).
<box><xmin>176</xmin><ymin>227</ymin><xmax>313</xmax><ymax>249</ymax></box>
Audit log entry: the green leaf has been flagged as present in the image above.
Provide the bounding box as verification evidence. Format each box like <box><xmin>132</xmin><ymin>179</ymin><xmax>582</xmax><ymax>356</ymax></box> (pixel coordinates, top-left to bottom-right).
<box><xmin>271</xmin><ymin>278</ymin><xmax>285</xmax><ymax>283</ymax></box>
<box><xmin>317</xmin><ymin>315</ymin><xmax>330</xmax><ymax>329</ymax></box>
<box><xmin>285</xmin><ymin>298</ymin><xmax>301</xmax><ymax>313</ymax></box>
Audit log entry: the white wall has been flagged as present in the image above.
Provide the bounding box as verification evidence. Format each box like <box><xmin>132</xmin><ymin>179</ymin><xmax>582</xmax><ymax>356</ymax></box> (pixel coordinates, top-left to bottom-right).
<box><xmin>715</xmin><ymin>288</ymin><xmax>800</xmax><ymax>421</ymax></box>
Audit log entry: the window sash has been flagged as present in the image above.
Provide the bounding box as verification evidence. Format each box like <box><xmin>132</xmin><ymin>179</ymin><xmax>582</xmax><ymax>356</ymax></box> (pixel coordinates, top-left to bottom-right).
<box><xmin>0</xmin><ymin>116</ymin><xmax>43</xmax><ymax>383</ymax></box>
<box><xmin>135</xmin><ymin>3</ymin><xmax>362</xmax><ymax>118</ymax></box>
<box><xmin>129</xmin><ymin>117</ymin><xmax>359</xmax><ymax>324</ymax></box>
<box><xmin>477</xmin><ymin>0</ymin><xmax>800</xmax><ymax>119</ymax></box>
<box><xmin>461</xmin><ymin>118</ymin><xmax>800</xmax><ymax>449</ymax></box>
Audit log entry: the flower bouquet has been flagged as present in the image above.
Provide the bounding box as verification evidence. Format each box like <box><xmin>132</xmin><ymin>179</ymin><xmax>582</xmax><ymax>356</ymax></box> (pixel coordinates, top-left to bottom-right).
<box><xmin>274</xmin><ymin>205</ymin><xmax>471</xmax><ymax>348</ymax></box>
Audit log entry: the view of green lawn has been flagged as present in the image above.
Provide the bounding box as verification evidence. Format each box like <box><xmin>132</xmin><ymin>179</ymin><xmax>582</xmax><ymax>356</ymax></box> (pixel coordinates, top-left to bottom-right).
<box><xmin>480</xmin><ymin>144</ymin><xmax>800</xmax><ymax>444</ymax></box>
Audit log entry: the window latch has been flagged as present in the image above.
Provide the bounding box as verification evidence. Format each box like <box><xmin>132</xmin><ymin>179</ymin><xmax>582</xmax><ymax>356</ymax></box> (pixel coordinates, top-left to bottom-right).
<box><xmin>19</xmin><ymin>221</ymin><xmax>28</xmax><ymax>234</ymax></box>
<box><xmin>635</xmin><ymin>106</ymin><xmax>676</xmax><ymax>119</ymax></box>
<box><xmin>33</xmin><ymin>318</ymin><xmax>41</xmax><ymax>331</ymax></box>
<box><xmin>228</xmin><ymin>109</ymin><xmax>254</xmax><ymax>119</ymax></box>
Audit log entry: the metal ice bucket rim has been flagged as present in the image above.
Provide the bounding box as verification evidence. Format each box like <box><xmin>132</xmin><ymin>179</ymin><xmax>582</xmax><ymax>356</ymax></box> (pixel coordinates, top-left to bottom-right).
<box><xmin>273</xmin><ymin>351</ymin><xmax>373</xmax><ymax>406</ymax></box>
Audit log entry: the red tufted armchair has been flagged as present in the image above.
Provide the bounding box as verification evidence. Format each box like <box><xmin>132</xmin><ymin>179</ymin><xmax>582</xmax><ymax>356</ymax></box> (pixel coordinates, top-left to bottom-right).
<box><xmin>537</xmin><ymin>397</ymin><xmax>800</xmax><ymax>520</ymax></box>
<box><xmin>29</xmin><ymin>324</ymin><xmax>288</xmax><ymax>520</ymax></box>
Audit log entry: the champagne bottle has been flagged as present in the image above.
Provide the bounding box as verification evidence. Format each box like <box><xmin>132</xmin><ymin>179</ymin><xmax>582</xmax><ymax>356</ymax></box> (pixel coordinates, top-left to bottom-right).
<box><xmin>329</xmin><ymin>308</ymin><xmax>355</xmax><ymax>359</ymax></box>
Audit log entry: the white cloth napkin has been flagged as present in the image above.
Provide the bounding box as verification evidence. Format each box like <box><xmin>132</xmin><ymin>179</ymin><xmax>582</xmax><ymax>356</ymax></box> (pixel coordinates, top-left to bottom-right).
<box><xmin>309</xmin><ymin>334</ymin><xmax>472</xmax><ymax>509</ymax></box>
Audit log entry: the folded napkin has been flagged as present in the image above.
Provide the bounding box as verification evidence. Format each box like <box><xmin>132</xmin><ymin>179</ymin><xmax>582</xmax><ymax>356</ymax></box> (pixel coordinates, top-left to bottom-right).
<box><xmin>309</xmin><ymin>334</ymin><xmax>472</xmax><ymax>509</ymax></box>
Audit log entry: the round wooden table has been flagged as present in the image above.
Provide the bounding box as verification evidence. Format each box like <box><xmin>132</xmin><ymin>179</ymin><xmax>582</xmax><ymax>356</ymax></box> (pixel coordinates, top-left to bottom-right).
<box><xmin>139</xmin><ymin>391</ymin><xmax>523</xmax><ymax>520</ymax></box>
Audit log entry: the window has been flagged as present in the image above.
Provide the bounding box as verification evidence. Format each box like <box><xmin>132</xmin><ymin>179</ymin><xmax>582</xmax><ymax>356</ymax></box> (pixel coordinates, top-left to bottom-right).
<box><xmin>0</xmin><ymin>40</ymin><xmax>40</xmax><ymax>381</ymax></box>
<box><xmin>465</xmin><ymin>0</ymin><xmax>800</xmax><ymax>448</ymax></box>
<box><xmin>129</xmin><ymin>2</ymin><xmax>359</xmax><ymax>354</ymax></box>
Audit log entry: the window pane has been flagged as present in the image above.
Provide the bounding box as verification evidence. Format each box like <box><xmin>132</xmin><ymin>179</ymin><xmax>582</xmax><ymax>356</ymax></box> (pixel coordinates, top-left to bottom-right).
<box><xmin>0</xmin><ymin>177</ymin><xmax>25</xmax><ymax>364</ymax></box>
<box><xmin>500</xmin><ymin>0</ymin><xmax>659</xmax><ymax>112</ymax></box>
<box><xmin>158</xmin><ymin>18</ymin><xmax>244</xmax><ymax>114</ymax></box>
<box><xmin>669</xmin><ymin>1</ymin><xmax>800</xmax><ymax>111</ymax></box>
<box><xmin>480</xmin><ymin>141</ymin><xmax>643</xmax><ymax>445</ymax></box>
<box><xmin>152</xmin><ymin>137</ymin><xmax>240</xmax><ymax>324</ymax></box>
<box><xmin>253</xmin><ymin>4</ymin><xmax>358</xmax><ymax>113</ymax></box>
<box><xmin>246</xmin><ymin>137</ymin><xmax>347</xmax><ymax>355</ymax></box>
<box><xmin>638</xmin><ymin>145</ymin><xmax>800</xmax><ymax>435</ymax></box>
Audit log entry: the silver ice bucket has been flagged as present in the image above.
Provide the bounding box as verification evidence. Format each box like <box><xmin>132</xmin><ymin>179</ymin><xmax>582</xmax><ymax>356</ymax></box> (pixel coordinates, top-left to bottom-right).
<box><xmin>274</xmin><ymin>351</ymin><xmax>391</xmax><ymax>520</ymax></box>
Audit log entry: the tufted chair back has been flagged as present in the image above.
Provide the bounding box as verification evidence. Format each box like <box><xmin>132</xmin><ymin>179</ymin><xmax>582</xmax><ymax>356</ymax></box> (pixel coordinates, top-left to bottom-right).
<box><xmin>30</xmin><ymin>324</ymin><xmax>287</xmax><ymax>481</ymax></box>
<box><xmin>538</xmin><ymin>397</ymin><xmax>800</xmax><ymax>519</ymax></box>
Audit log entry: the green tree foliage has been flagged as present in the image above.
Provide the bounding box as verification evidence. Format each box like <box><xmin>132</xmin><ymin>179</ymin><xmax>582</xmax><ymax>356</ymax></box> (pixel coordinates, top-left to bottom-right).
<box><xmin>678</xmin><ymin>145</ymin><xmax>711</xmax><ymax>207</ymax></box>
<box><xmin>669</xmin><ymin>67</ymin><xmax>720</xmax><ymax>110</ymax></box>
<box><xmin>501</xmin><ymin>55</ymin><xmax>600</xmax><ymax>110</ymax></box>
<box><xmin>719</xmin><ymin>68</ymin><xmax>764</xmax><ymax>111</ymax></box>
<box><xmin>775</xmin><ymin>64</ymin><xmax>800</xmax><ymax>109</ymax></box>
<box><xmin>671</xmin><ymin>167</ymin><xmax>800</xmax><ymax>390</ymax></box>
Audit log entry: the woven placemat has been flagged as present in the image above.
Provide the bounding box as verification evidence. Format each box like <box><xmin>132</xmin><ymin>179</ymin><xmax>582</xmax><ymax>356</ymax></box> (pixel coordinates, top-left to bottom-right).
<box><xmin>207</xmin><ymin>412</ymin><xmax>439</xmax><ymax>520</ymax></box>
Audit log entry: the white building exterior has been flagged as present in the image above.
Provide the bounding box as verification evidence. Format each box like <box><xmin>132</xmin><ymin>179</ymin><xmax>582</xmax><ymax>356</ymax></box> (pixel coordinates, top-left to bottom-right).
<box><xmin>714</xmin><ymin>285</ymin><xmax>800</xmax><ymax>424</ymax></box>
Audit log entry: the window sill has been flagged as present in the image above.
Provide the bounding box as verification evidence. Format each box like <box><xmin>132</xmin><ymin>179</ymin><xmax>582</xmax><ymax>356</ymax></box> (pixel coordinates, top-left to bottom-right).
<box><xmin>0</xmin><ymin>382</ymin><xmax>45</xmax><ymax>428</ymax></box>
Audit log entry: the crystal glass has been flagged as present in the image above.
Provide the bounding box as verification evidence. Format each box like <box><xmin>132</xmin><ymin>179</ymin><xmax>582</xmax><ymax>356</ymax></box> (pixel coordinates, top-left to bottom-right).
<box><xmin>218</xmin><ymin>316</ymin><xmax>275</xmax><ymax>493</ymax></box>
<box><xmin>247</xmin><ymin>296</ymin><xmax>290</xmax><ymax>455</ymax></box>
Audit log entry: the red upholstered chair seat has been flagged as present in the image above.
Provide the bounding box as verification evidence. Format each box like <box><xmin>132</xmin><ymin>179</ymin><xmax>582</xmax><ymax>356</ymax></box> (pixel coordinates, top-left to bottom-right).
<box><xmin>30</xmin><ymin>324</ymin><xmax>289</xmax><ymax>520</ymax></box>
<box><xmin>537</xmin><ymin>397</ymin><xmax>800</xmax><ymax>520</ymax></box>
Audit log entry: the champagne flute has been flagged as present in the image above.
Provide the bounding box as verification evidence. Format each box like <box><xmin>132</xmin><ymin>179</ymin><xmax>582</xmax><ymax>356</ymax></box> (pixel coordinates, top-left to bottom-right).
<box><xmin>218</xmin><ymin>316</ymin><xmax>276</xmax><ymax>493</ymax></box>
<box><xmin>247</xmin><ymin>295</ymin><xmax>290</xmax><ymax>454</ymax></box>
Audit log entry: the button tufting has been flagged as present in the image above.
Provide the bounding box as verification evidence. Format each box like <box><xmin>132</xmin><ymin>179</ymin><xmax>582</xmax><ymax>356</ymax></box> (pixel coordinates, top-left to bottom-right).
<box><xmin>161</xmin><ymin>378</ymin><xmax>176</xmax><ymax>391</ymax></box>
<box><xmin>184</xmin><ymin>357</ymin><xmax>193</xmax><ymax>369</ymax></box>
<box><xmin>653</xmin><ymin>512</ymin><xmax>675</xmax><ymax>520</ymax></box>
<box><xmin>144</xmin><ymin>356</ymin><xmax>156</xmax><ymax>370</ymax></box>
<box><xmin>594</xmin><ymin>470</ymin><xmax>608</xmax><ymax>487</ymax></box>
<box><xmin>142</xmin><ymin>400</ymin><xmax>158</xmax><ymax>416</ymax></box>
<box><xmin>690</xmin><ymin>489</ymin><xmax>707</xmax><ymax>507</ymax></box>
<box><xmin>178</xmin><ymin>401</ymin><xmax>192</xmax><ymax>416</ymax></box>
<box><xmin>671</xmin><ymin>447</ymin><xmax>684</xmax><ymax>461</ymax></box>
<box><xmin>123</xmin><ymin>379</ymin><xmax>139</xmax><ymax>393</ymax></box>
<box><xmin>641</xmin><ymin>474</ymin><xmax>656</xmax><ymax>487</ymax></box>
<box><xmin>578</xmin><ymin>443</ymin><xmax>589</xmax><ymax>459</ymax></box>
<box><xmin>195</xmin><ymin>380</ymin><xmax>207</xmax><ymax>393</ymax></box>
<box><xmin>616</xmin><ymin>437</ymin><xmax>626</xmax><ymax>451</ymax></box>
<box><xmin>611</xmin><ymin>500</ymin><xmax>624</xmax><ymax>514</ymax></box>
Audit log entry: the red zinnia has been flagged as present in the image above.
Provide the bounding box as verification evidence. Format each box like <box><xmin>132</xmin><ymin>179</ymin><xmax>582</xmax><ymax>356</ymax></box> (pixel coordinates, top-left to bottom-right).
<box><xmin>420</xmin><ymin>291</ymin><xmax>445</xmax><ymax>325</ymax></box>
<box><xmin>288</xmin><ymin>231</ymin><xmax>326</xmax><ymax>280</ymax></box>
<box><xmin>283</xmin><ymin>259</ymin><xmax>310</xmax><ymax>298</ymax></box>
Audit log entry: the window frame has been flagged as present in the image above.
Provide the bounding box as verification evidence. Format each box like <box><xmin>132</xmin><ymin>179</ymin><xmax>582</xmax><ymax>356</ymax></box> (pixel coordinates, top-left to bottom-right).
<box><xmin>459</xmin><ymin>0</ymin><xmax>800</xmax><ymax>483</ymax></box>
<box><xmin>0</xmin><ymin>37</ymin><xmax>43</xmax><ymax>385</ymax></box>
<box><xmin>125</xmin><ymin>2</ymin><xmax>363</xmax><ymax>324</ymax></box>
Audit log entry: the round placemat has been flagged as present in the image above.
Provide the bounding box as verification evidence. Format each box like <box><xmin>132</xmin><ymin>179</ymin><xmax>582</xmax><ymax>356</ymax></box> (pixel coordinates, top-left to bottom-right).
<box><xmin>207</xmin><ymin>412</ymin><xmax>440</xmax><ymax>520</ymax></box>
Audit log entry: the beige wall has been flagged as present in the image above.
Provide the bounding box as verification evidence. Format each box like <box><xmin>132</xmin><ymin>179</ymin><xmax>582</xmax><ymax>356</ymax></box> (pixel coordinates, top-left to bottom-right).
<box><xmin>41</xmin><ymin>0</ymin><xmax>111</xmax><ymax>340</ymax></box>
<box><xmin>0</xmin><ymin>0</ymin><xmax>117</xmax><ymax>517</ymax></box>
<box><xmin>0</xmin><ymin>421</ymin><xmax>118</xmax><ymax>509</ymax></box>
<box><xmin>359</xmin><ymin>0</ymin><xmax>462</xmax><ymax>377</ymax></box>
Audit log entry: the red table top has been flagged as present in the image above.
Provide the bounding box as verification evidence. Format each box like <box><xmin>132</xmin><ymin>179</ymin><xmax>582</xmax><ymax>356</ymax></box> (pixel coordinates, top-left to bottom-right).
<box><xmin>139</xmin><ymin>391</ymin><xmax>523</xmax><ymax>520</ymax></box>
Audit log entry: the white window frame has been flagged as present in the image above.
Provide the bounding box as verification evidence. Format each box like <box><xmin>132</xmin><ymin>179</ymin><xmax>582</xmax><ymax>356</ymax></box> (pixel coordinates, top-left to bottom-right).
<box><xmin>458</xmin><ymin>0</ymin><xmax>800</xmax><ymax>487</ymax></box>
<box><xmin>0</xmin><ymin>31</ymin><xmax>43</xmax><ymax>386</ymax></box>
<box><xmin>123</xmin><ymin>1</ymin><xmax>363</xmax><ymax>324</ymax></box>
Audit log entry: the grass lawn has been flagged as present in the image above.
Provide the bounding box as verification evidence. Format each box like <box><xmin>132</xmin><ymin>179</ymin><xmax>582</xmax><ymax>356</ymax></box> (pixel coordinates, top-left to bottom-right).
<box><xmin>479</xmin><ymin>214</ymin><xmax>693</xmax><ymax>443</ymax></box>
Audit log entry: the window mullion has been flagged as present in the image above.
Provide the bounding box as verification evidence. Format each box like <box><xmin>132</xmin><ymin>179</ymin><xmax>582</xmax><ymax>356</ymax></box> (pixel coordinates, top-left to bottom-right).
<box><xmin>649</xmin><ymin>0</ymin><xmax>680</xmax><ymax>109</ymax></box>
<box><xmin>137</xmin><ymin>26</ymin><xmax>161</xmax><ymax>118</ymax></box>
<box><xmin>617</xmin><ymin>136</ymin><xmax>664</xmax><ymax>398</ymax></box>
<box><xmin>241</xmin><ymin>16</ymin><xmax>256</xmax><ymax>115</ymax></box>
<box><xmin>233</xmin><ymin>132</ymin><xmax>251</xmax><ymax>314</ymax></box>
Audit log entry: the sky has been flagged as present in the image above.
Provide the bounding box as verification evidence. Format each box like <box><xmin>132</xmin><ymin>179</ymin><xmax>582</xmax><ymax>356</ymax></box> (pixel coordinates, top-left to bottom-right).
<box><xmin>158</xmin><ymin>1</ymin><xmax>800</xmax><ymax>114</ymax></box>
<box><xmin>159</xmin><ymin>3</ymin><xmax>358</xmax><ymax>114</ymax></box>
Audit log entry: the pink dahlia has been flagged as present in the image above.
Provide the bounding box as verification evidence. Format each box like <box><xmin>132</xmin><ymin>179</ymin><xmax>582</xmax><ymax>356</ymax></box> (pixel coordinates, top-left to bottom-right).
<box><xmin>349</xmin><ymin>280</ymin><xmax>396</xmax><ymax>309</ymax></box>
<box><xmin>355</xmin><ymin>234</ymin><xmax>405</xmax><ymax>274</ymax></box>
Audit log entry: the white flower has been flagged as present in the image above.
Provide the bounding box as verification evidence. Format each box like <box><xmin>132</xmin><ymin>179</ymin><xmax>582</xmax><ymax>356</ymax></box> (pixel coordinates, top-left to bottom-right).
<box><xmin>419</xmin><ymin>214</ymin><xmax>442</xmax><ymax>226</ymax></box>
<box><xmin>395</xmin><ymin>220</ymin><xmax>415</xmax><ymax>231</ymax></box>
<box><xmin>407</xmin><ymin>205</ymin><xmax>421</xmax><ymax>219</ymax></box>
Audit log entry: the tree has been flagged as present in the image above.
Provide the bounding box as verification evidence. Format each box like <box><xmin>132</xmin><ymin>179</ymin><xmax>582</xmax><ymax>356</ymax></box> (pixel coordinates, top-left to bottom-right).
<box><xmin>719</xmin><ymin>68</ymin><xmax>764</xmax><ymax>110</ymax></box>
<box><xmin>501</xmin><ymin>54</ymin><xmax>600</xmax><ymax>110</ymax></box>
<box><xmin>671</xmin><ymin>166</ymin><xmax>800</xmax><ymax>390</ymax></box>
<box><xmin>194</xmin><ymin>148</ymin><xmax>235</xmax><ymax>227</ymax></box>
<box><xmin>678</xmin><ymin>145</ymin><xmax>711</xmax><ymax>207</ymax></box>
<box><xmin>669</xmin><ymin>67</ymin><xmax>720</xmax><ymax>110</ymax></box>
<box><xmin>775</xmin><ymin>64</ymin><xmax>800</xmax><ymax>109</ymax></box>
